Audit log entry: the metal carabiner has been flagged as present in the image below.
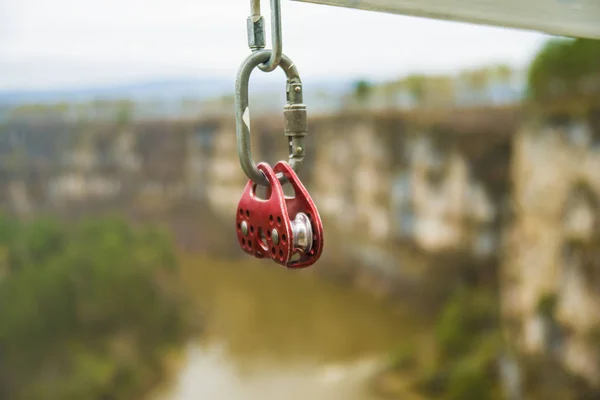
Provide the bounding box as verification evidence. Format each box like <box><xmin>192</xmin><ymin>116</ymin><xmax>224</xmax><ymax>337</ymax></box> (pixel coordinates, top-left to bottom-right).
<box><xmin>247</xmin><ymin>0</ymin><xmax>282</xmax><ymax>72</ymax></box>
<box><xmin>235</xmin><ymin>49</ymin><xmax>307</xmax><ymax>187</ymax></box>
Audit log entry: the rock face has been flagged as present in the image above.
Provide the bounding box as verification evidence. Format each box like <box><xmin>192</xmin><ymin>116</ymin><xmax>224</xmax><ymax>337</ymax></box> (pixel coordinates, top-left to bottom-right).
<box><xmin>503</xmin><ymin>113</ymin><xmax>600</xmax><ymax>387</ymax></box>
<box><xmin>0</xmin><ymin>108</ymin><xmax>516</xmax><ymax>258</ymax></box>
<box><xmin>307</xmin><ymin>111</ymin><xmax>513</xmax><ymax>274</ymax></box>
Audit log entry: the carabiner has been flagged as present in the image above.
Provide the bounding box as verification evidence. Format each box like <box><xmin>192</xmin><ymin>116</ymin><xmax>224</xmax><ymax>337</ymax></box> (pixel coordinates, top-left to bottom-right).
<box><xmin>247</xmin><ymin>0</ymin><xmax>282</xmax><ymax>72</ymax></box>
<box><xmin>235</xmin><ymin>49</ymin><xmax>307</xmax><ymax>187</ymax></box>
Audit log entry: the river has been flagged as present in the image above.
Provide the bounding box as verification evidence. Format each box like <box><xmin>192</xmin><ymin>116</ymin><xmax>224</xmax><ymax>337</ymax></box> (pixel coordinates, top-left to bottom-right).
<box><xmin>152</xmin><ymin>256</ymin><xmax>421</xmax><ymax>400</ymax></box>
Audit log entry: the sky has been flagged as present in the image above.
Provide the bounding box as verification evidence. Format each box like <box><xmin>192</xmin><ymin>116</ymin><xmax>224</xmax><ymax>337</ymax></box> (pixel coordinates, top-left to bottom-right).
<box><xmin>0</xmin><ymin>0</ymin><xmax>552</xmax><ymax>90</ymax></box>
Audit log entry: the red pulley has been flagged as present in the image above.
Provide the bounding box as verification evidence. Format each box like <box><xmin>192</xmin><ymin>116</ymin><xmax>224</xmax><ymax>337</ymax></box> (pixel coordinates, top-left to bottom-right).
<box><xmin>235</xmin><ymin>161</ymin><xmax>323</xmax><ymax>268</ymax></box>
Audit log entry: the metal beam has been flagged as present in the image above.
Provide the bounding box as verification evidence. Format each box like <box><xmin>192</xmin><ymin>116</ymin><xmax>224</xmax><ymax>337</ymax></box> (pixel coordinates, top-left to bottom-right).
<box><xmin>291</xmin><ymin>0</ymin><xmax>600</xmax><ymax>40</ymax></box>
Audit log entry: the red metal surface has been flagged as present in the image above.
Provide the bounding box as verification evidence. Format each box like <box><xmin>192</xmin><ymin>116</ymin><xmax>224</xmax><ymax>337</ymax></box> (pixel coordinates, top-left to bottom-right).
<box><xmin>235</xmin><ymin>161</ymin><xmax>324</xmax><ymax>268</ymax></box>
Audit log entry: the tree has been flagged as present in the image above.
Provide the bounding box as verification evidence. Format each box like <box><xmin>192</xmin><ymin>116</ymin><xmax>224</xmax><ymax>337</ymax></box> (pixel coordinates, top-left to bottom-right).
<box><xmin>527</xmin><ymin>38</ymin><xmax>600</xmax><ymax>102</ymax></box>
<box><xmin>115</xmin><ymin>99</ymin><xmax>134</xmax><ymax>126</ymax></box>
<box><xmin>403</xmin><ymin>74</ymin><xmax>428</xmax><ymax>107</ymax></box>
<box><xmin>353</xmin><ymin>79</ymin><xmax>372</xmax><ymax>106</ymax></box>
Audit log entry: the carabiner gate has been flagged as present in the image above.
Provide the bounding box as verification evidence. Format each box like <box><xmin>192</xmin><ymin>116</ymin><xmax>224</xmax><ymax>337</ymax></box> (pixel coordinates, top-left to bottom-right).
<box><xmin>235</xmin><ymin>49</ymin><xmax>307</xmax><ymax>187</ymax></box>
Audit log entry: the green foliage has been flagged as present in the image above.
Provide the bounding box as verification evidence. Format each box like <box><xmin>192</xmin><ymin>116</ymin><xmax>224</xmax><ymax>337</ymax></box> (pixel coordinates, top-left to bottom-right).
<box><xmin>388</xmin><ymin>342</ymin><xmax>418</xmax><ymax>372</ymax></box>
<box><xmin>403</xmin><ymin>74</ymin><xmax>427</xmax><ymax>105</ymax></box>
<box><xmin>115</xmin><ymin>99</ymin><xmax>134</xmax><ymax>126</ymax></box>
<box><xmin>536</xmin><ymin>292</ymin><xmax>558</xmax><ymax>318</ymax></box>
<box><xmin>434</xmin><ymin>288</ymin><xmax>498</xmax><ymax>363</ymax></box>
<box><xmin>353</xmin><ymin>80</ymin><xmax>372</xmax><ymax>103</ymax></box>
<box><xmin>414</xmin><ymin>287</ymin><xmax>502</xmax><ymax>399</ymax></box>
<box><xmin>415</xmin><ymin>367</ymin><xmax>448</xmax><ymax>397</ymax></box>
<box><xmin>445</xmin><ymin>356</ymin><xmax>495</xmax><ymax>400</ymax></box>
<box><xmin>0</xmin><ymin>214</ymin><xmax>192</xmax><ymax>400</ymax></box>
<box><xmin>527</xmin><ymin>38</ymin><xmax>600</xmax><ymax>102</ymax></box>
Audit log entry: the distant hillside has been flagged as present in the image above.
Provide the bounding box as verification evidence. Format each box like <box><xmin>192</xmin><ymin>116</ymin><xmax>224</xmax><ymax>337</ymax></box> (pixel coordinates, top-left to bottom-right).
<box><xmin>0</xmin><ymin>78</ymin><xmax>233</xmax><ymax>105</ymax></box>
<box><xmin>0</xmin><ymin>77</ymin><xmax>355</xmax><ymax>107</ymax></box>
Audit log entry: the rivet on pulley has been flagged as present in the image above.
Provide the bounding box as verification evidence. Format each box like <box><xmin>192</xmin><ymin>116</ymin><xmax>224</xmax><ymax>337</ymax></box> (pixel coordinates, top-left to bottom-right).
<box><xmin>271</xmin><ymin>229</ymin><xmax>280</xmax><ymax>244</ymax></box>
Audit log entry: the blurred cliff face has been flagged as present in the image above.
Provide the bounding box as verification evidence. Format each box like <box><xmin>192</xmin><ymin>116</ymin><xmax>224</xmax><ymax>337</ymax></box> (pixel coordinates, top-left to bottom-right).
<box><xmin>505</xmin><ymin>118</ymin><xmax>600</xmax><ymax>386</ymax></box>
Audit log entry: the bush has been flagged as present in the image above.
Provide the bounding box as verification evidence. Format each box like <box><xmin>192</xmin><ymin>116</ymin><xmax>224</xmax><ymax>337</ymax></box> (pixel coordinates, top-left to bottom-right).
<box><xmin>389</xmin><ymin>342</ymin><xmax>418</xmax><ymax>372</ymax></box>
<box><xmin>412</xmin><ymin>286</ymin><xmax>502</xmax><ymax>399</ymax></box>
<box><xmin>0</xmin><ymin>214</ymin><xmax>193</xmax><ymax>399</ymax></box>
<box><xmin>434</xmin><ymin>288</ymin><xmax>498</xmax><ymax>363</ymax></box>
<box><xmin>446</xmin><ymin>357</ymin><xmax>495</xmax><ymax>400</ymax></box>
<box><xmin>536</xmin><ymin>292</ymin><xmax>558</xmax><ymax>318</ymax></box>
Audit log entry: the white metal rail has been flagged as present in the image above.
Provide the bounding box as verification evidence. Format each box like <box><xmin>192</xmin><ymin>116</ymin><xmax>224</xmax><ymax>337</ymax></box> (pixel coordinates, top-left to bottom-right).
<box><xmin>291</xmin><ymin>0</ymin><xmax>600</xmax><ymax>39</ymax></box>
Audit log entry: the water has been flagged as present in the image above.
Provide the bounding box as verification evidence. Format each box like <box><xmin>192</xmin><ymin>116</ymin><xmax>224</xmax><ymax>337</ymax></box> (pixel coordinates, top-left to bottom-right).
<box><xmin>154</xmin><ymin>256</ymin><xmax>419</xmax><ymax>400</ymax></box>
<box><xmin>165</xmin><ymin>343</ymin><xmax>382</xmax><ymax>400</ymax></box>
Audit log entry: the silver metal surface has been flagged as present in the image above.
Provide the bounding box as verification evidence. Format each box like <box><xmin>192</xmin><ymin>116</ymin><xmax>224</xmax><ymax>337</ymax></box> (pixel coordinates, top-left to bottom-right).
<box><xmin>247</xmin><ymin>15</ymin><xmax>266</xmax><ymax>50</ymax></box>
<box><xmin>249</xmin><ymin>0</ymin><xmax>283</xmax><ymax>72</ymax></box>
<box><xmin>291</xmin><ymin>212</ymin><xmax>313</xmax><ymax>254</ymax></box>
<box><xmin>284</xmin><ymin>81</ymin><xmax>307</xmax><ymax>166</ymax></box>
<box><xmin>235</xmin><ymin>49</ymin><xmax>306</xmax><ymax>186</ymax></box>
<box><xmin>251</xmin><ymin>0</ymin><xmax>261</xmax><ymax>15</ymax></box>
<box><xmin>290</xmin><ymin>0</ymin><xmax>600</xmax><ymax>40</ymax></box>
<box><xmin>241</xmin><ymin>221</ymin><xmax>249</xmax><ymax>236</ymax></box>
<box><xmin>271</xmin><ymin>228</ymin><xmax>280</xmax><ymax>245</ymax></box>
